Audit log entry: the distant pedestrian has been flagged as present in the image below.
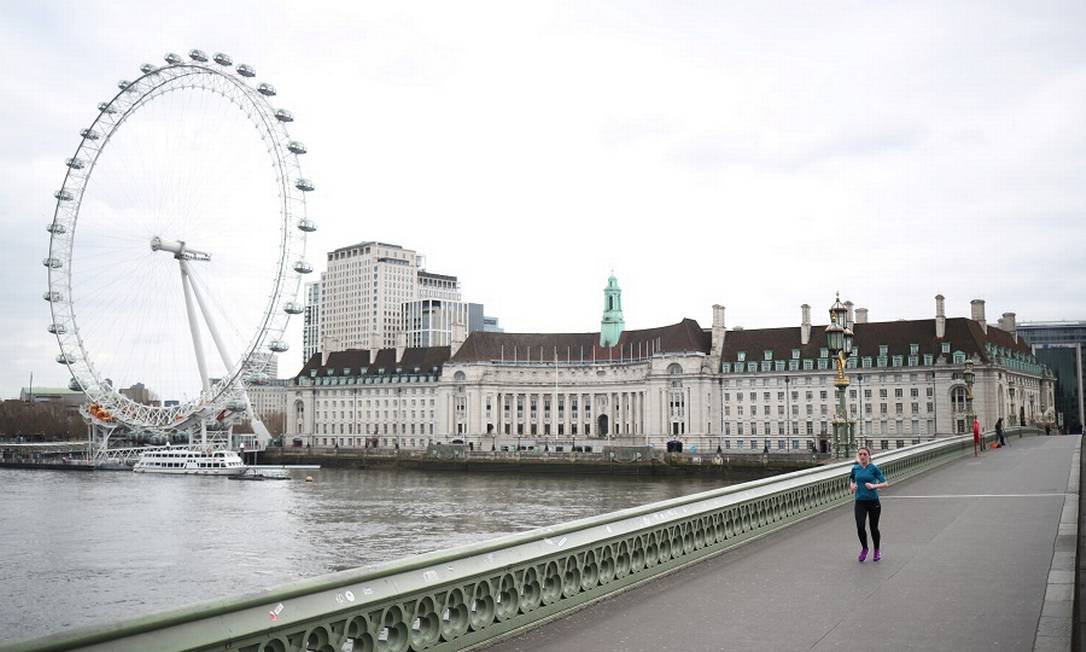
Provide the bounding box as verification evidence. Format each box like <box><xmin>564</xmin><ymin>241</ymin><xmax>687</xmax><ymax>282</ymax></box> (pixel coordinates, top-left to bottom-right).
<box><xmin>995</xmin><ymin>417</ymin><xmax>1007</xmax><ymax>447</ymax></box>
<box><xmin>972</xmin><ymin>417</ymin><xmax>982</xmax><ymax>456</ymax></box>
<box><xmin>849</xmin><ymin>446</ymin><xmax>888</xmax><ymax>562</ymax></box>
<box><xmin>1045</xmin><ymin>424</ymin><xmax>1051</xmax><ymax>436</ymax></box>
<box><xmin>1020</xmin><ymin>406</ymin><xmax>1027</xmax><ymax>428</ymax></box>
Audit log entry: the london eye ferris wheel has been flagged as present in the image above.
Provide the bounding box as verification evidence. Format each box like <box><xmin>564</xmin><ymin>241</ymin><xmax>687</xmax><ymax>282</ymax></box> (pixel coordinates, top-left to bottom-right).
<box><xmin>45</xmin><ymin>49</ymin><xmax>316</xmax><ymax>441</ymax></box>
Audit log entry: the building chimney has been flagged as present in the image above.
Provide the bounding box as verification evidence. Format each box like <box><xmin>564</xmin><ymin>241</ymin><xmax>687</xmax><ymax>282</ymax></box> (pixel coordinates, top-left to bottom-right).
<box><xmin>451</xmin><ymin>319</ymin><xmax>467</xmax><ymax>357</ymax></box>
<box><xmin>971</xmin><ymin>299</ymin><xmax>987</xmax><ymax>334</ymax></box>
<box><xmin>935</xmin><ymin>294</ymin><xmax>946</xmax><ymax>339</ymax></box>
<box><xmin>801</xmin><ymin>304</ymin><xmax>811</xmax><ymax>345</ymax></box>
<box><xmin>710</xmin><ymin>304</ymin><xmax>726</xmax><ymax>370</ymax></box>
<box><xmin>321</xmin><ymin>336</ymin><xmax>341</xmax><ymax>366</ymax></box>
<box><xmin>844</xmin><ymin>301</ymin><xmax>855</xmax><ymax>330</ymax></box>
<box><xmin>395</xmin><ymin>332</ymin><xmax>407</xmax><ymax>363</ymax></box>
<box><xmin>1002</xmin><ymin>312</ymin><xmax>1017</xmax><ymax>342</ymax></box>
<box><xmin>855</xmin><ymin>307</ymin><xmax>869</xmax><ymax>324</ymax></box>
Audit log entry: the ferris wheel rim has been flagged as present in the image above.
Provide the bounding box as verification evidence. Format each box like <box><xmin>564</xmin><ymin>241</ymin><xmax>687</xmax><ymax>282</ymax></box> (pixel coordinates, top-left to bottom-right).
<box><xmin>46</xmin><ymin>53</ymin><xmax>314</xmax><ymax>430</ymax></box>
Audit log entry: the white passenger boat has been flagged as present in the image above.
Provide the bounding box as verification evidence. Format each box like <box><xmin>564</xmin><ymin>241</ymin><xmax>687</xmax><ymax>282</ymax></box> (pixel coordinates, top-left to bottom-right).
<box><xmin>132</xmin><ymin>447</ymin><xmax>246</xmax><ymax>475</ymax></box>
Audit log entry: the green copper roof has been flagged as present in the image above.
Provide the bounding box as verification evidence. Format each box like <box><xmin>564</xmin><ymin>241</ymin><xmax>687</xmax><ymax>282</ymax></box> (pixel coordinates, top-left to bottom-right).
<box><xmin>600</xmin><ymin>274</ymin><xmax>624</xmax><ymax>347</ymax></box>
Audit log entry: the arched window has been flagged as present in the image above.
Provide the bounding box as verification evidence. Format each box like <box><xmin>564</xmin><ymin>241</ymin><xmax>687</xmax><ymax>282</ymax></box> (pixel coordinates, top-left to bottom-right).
<box><xmin>950</xmin><ymin>386</ymin><xmax>967</xmax><ymax>413</ymax></box>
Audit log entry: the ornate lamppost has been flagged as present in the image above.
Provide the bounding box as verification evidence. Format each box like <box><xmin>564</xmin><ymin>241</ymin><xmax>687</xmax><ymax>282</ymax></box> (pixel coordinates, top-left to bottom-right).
<box><xmin>826</xmin><ymin>295</ymin><xmax>855</xmax><ymax>459</ymax></box>
<box><xmin>964</xmin><ymin>358</ymin><xmax>976</xmax><ymax>432</ymax></box>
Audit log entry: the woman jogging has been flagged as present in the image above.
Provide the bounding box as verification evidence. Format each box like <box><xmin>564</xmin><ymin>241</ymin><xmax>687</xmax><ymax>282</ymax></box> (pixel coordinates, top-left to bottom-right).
<box><xmin>849</xmin><ymin>446</ymin><xmax>888</xmax><ymax>562</ymax></box>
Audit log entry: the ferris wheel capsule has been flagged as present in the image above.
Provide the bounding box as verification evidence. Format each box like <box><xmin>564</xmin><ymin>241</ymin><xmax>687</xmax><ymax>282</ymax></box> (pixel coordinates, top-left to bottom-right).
<box><xmin>164</xmin><ymin>52</ymin><xmax>182</xmax><ymax>65</ymax></box>
<box><xmin>69</xmin><ymin>377</ymin><xmax>87</xmax><ymax>392</ymax></box>
<box><xmin>97</xmin><ymin>102</ymin><xmax>117</xmax><ymax>114</ymax></box>
<box><xmin>244</xmin><ymin>371</ymin><xmax>270</xmax><ymax>385</ymax></box>
<box><xmin>54</xmin><ymin>189</ymin><xmax>73</xmax><ymax>201</ymax></box>
<box><xmin>66</xmin><ymin>158</ymin><xmax>85</xmax><ymax>169</ymax></box>
<box><xmin>213</xmin><ymin>52</ymin><xmax>233</xmax><ymax>66</ymax></box>
<box><xmin>43</xmin><ymin>257</ymin><xmax>63</xmax><ymax>269</ymax></box>
<box><xmin>268</xmin><ymin>340</ymin><xmax>289</xmax><ymax>353</ymax></box>
<box><xmin>257</xmin><ymin>83</ymin><xmax>276</xmax><ymax>97</ymax></box>
<box><xmin>297</xmin><ymin>218</ymin><xmax>317</xmax><ymax>232</ymax></box>
<box><xmin>43</xmin><ymin>290</ymin><xmax>62</xmax><ymax>302</ymax></box>
<box><xmin>287</xmin><ymin>141</ymin><xmax>307</xmax><ymax>154</ymax></box>
<box><xmin>274</xmin><ymin>108</ymin><xmax>294</xmax><ymax>122</ymax></box>
<box><xmin>140</xmin><ymin>63</ymin><xmax>157</xmax><ymax>74</ymax></box>
<box><xmin>56</xmin><ymin>352</ymin><xmax>76</xmax><ymax>365</ymax></box>
<box><xmin>236</xmin><ymin>63</ymin><xmax>255</xmax><ymax>77</ymax></box>
<box><xmin>189</xmin><ymin>49</ymin><xmax>208</xmax><ymax>62</ymax></box>
<box><xmin>283</xmin><ymin>301</ymin><xmax>304</xmax><ymax>315</ymax></box>
<box><xmin>47</xmin><ymin>222</ymin><xmax>67</xmax><ymax>234</ymax></box>
<box><xmin>48</xmin><ymin>323</ymin><xmax>68</xmax><ymax>335</ymax></box>
<box><xmin>117</xmin><ymin>80</ymin><xmax>131</xmax><ymax>90</ymax></box>
<box><xmin>295</xmin><ymin>178</ymin><xmax>314</xmax><ymax>191</ymax></box>
<box><xmin>293</xmin><ymin>260</ymin><xmax>314</xmax><ymax>274</ymax></box>
<box><xmin>80</xmin><ymin>128</ymin><xmax>100</xmax><ymax>140</ymax></box>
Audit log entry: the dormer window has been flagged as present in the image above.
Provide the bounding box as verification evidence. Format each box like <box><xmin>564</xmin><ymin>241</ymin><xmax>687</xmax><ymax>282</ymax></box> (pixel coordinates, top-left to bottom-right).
<box><xmin>819</xmin><ymin>347</ymin><xmax>829</xmax><ymax>358</ymax></box>
<box><xmin>941</xmin><ymin>342</ymin><xmax>951</xmax><ymax>354</ymax></box>
<box><xmin>910</xmin><ymin>344</ymin><xmax>919</xmax><ymax>356</ymax></box>
<box><xmin>737</xmin><ymin>352</ymin><xmax>746</xmax><ymax>362</ymax></box>
<box><xmin>763</xmin><ymin>350</ymin><xmax>773</xmax><ymax>361</ymax></box>
<box><xmin>879</xmin><ymin>344</ymin><xmax>889</xmax><ymax>357</ymax></box>
<box><xmin>792</xmin><ymin>349</ymin><xmax>800</xmax><ymax>360</ymax></box>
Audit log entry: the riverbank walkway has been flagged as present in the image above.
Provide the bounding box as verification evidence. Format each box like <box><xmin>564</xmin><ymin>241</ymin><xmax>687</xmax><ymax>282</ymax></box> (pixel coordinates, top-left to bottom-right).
<box><xmin>490</xmin><ymin>434</ymin><xmax>1080</xmax><ymax>651</ymax></box>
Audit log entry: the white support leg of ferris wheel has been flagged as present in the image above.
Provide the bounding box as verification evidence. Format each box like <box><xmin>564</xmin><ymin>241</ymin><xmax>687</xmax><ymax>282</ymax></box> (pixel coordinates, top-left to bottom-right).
<box><xmin>183</xmin><ymin>259</ymin><xmax>261</xmax><ymax>448</ymax></box>
<box><xmin>179</xmin><ymin>262</ymin><xmax>211</xmax><ymax>447</ymax></box>
<box><xmin>181</xmin><ymin>258</ymin><xmax>235</xmax><ymax>373</ymax></box>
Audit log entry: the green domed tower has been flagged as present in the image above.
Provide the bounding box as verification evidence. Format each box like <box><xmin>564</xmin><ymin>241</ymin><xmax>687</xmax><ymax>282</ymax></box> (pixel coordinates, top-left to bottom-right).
<box><xmin>599</xmin><ymin>273</ymin><xmax>625</xmax><ymax>348</ymax></box>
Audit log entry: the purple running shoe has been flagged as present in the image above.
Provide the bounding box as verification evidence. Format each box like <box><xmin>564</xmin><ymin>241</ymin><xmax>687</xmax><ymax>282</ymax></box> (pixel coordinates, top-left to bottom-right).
<box><xmin>873</xmin><ymin>550</ymin><xmax>881</xmax><ymax>562</ymax></box>
<box><xmin>858</xmin><ymin>548</ymin><xmax>868</xmax><ymax>562</ymax></box>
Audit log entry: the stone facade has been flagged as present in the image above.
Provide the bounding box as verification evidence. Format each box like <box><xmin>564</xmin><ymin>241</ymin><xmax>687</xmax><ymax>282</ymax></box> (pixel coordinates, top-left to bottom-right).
<box><xmin>285</xmin><ymin>296</ymin><xmax>1056</xmax><ymax>454</ymax></box>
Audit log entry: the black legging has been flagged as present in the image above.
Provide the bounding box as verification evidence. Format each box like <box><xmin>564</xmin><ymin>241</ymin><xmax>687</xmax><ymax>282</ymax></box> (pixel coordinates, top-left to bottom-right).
<box><xmin>854</xmin><ymin>500</ymin><xmax>881</xmax><ymax>549</ymax></box>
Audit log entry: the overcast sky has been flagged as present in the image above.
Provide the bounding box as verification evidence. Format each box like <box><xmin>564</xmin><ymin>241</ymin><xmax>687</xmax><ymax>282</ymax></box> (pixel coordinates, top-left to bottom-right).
<box><xmin>2</xmin><ymin>1</ymin><xmax>1085</xmax><ymax>399</ymax></box>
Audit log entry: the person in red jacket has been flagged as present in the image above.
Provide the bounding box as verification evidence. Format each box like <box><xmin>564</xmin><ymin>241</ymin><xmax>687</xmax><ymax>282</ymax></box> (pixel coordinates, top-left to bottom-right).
<box><xmin>972</xmin><ymin>417</ymin><xmax>982</xmax><ymax>456</ymax></box>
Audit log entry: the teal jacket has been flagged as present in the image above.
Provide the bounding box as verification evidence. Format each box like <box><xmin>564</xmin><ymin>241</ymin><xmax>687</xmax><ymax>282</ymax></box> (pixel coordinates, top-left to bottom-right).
<box><xmin>850</xmin><ymin>463</ymin><xmax>886</xmax><ymax>501</ymax></box>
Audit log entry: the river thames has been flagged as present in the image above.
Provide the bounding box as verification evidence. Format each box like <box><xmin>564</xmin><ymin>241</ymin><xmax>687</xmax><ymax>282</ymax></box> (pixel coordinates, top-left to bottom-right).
<box><xmin>0</xmin><ymin>466</ymin><xmax>730</xmax><ymax>642</ymax></box>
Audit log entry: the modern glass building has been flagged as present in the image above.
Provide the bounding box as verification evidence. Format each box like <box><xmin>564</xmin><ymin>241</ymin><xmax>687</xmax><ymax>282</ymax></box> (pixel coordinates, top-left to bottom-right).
<box><xmin>1019</xmin><ymin>321</ymin><xmax>1085</xmax><ymax>434</ymax></box>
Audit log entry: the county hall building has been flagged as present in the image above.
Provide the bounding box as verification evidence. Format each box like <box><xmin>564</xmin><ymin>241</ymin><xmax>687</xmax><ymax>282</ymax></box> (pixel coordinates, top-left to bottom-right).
<box><xmin>286</xmin><ymin>279</ymin><xmax>1054</xmax><ymax>454</ymax></box>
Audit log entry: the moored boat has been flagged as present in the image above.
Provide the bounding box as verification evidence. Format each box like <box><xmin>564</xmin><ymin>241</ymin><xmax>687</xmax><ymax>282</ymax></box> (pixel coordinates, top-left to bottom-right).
<box><xmin>132</xmin><ymin>447</ymin><xmax>245</xmax><ymax>475</ymax></box>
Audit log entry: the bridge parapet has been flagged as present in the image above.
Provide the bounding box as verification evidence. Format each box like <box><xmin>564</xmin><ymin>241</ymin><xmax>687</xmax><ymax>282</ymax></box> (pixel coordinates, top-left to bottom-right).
<box><xmin>6</xmin><ymin>428</ymin><xmax>1041</xmax><ymax>652</ymax></box>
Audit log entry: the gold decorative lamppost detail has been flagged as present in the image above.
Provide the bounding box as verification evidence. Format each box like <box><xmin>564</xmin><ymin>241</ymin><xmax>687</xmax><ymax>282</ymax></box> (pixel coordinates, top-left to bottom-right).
<box><xmin>825</xmin><ymin>294</ymin><xmax>855</xmax><ymax>459</ymax></box>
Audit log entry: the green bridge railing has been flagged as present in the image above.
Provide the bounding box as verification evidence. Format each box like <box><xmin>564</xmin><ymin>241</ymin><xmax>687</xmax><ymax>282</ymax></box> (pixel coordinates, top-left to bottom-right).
<box><xmin>5</xmin><ymin>428</ymin><xmax>1039</xmax><ymax>652</ymax></box>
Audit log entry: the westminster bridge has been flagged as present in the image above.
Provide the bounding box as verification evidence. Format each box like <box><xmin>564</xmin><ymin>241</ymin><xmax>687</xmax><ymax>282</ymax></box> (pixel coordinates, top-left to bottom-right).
<box><xmin>4</xmin><ymin>428</ymin><xmax>1079</xmax><ymax>652</ymax></box>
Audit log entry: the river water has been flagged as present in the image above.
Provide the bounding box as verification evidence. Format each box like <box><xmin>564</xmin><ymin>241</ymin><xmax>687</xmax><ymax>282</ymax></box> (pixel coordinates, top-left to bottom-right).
<box><xmin>0</xmin><ymin>467</ymin><xmax>730</xmax><ymax>643</ymax></box>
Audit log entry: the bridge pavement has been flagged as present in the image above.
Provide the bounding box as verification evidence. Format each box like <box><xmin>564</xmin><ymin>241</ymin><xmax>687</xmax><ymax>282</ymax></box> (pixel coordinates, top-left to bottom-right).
<box><xmin>489</xmin><ymin>435</ymin><xmax>1079</xmax><ymax>652</ymax></box>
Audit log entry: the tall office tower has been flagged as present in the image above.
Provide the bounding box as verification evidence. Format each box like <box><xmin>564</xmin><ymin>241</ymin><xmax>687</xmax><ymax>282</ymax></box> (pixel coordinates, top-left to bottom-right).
<box><xmin>1019</xmin><ymin>321</ymin><xmax>1086</xmax><ymax>434</ymax></box>
<box><xmin>403</xmin><ymin>272</ymin><xmax>468</xmax><ymax>348</ymax></box>
<box><xmin>321</xmin><ymin>242</ymin><xmax>421</xmax><ymax>351</ymax></box>
<box><xmin>302</xmin><ymin>278</ymin><xmax>322</xmax><ymax>365</ymax></box>
<box><xmin>418</xmin><ymin>270</ymin><xmax>461</xmax><ymax>302</ymax></box>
